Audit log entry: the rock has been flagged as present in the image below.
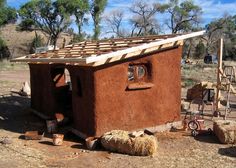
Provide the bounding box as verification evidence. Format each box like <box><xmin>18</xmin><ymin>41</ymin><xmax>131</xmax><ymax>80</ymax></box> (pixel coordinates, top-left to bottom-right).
<box><xmin>203</xmin><ymin>67</ymin><xmax>212</xmax><ymax>71</ymax></box>
<box><xmin>213</xmin><ymin>120</ymin><xmax>236</xmax><ymax>144</ymax></box>
<box><xmin>101</xmin><ymin>130</ymin><xmax>158</xmax><ymax>156</ymax></box>
<box><xmin>20</xmin><ymin>81</ymin><xmax>31</xmax><ymax>96</ymax></box>
<box><xmin>0</xmin><ymin>137</ymin><xmax>13</xmax><ymax>144</ymax></box>
<box><xmin>181</xmin><ymin>101</ymin><xmax>189</xmax><ymax>111</ymax></box>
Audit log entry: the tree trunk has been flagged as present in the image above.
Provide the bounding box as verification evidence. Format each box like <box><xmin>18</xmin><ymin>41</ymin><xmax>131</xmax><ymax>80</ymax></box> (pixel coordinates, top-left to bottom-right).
<box><xmin>51</xmin><ymin>35</ymin><xmax>58</xmax><ymax>50</ymax></box>
<box><xmin>93</xmin><ymin>21</ymin><xmax>100</xmax><ymax>40</ymax></box>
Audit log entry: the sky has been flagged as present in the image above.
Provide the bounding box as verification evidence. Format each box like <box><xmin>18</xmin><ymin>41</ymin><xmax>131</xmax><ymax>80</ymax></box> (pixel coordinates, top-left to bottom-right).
<box><xmin>6</xmin><ymin>0</ymin><xmax>236</xmax><ymax>36</ymax></box>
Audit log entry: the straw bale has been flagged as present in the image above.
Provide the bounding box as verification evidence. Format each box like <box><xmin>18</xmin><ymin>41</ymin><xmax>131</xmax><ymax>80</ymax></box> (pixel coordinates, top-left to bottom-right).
<box><xmin>101</xmin><ymin>130</ymin><xmax>158</xmax><ymax>156</ymax></box>
<box><xmin>213</xmin><ymin>120</ymin><xmax>236</xmax><ymax>144</ymax></box>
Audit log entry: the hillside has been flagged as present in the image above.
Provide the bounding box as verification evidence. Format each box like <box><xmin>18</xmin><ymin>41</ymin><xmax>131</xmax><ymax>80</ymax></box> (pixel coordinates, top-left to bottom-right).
<box><xmin>0</xmin><ymin>24</ymin><xmax>73</xmax><ymax>58</ymax></box>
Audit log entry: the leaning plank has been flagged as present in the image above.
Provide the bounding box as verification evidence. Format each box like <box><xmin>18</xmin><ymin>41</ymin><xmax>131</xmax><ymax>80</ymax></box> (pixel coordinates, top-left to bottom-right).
<box><xmin>92</xmin><ymin>41</ymin><xmax>183</xmax><ymax>66</ymax></box>
<box><xmin>28</xmin><ymin>108</ymin><xmax>51</xmax><ymax>120</ymax></box>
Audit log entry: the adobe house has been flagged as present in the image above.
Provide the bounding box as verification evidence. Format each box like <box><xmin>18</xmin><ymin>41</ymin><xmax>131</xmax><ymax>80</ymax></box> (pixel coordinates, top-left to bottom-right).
<box><xmin>13</xmin><ymin>31</ymin><xmax>205</xmax><ymax>137</ymax></box>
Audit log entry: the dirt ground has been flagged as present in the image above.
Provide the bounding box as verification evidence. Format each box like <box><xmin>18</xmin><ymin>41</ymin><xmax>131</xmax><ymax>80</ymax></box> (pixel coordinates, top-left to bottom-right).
<box><xmin>0</xmin><ymin>62</ymin><xmax>236</xmax><ymax>168</ymax></box>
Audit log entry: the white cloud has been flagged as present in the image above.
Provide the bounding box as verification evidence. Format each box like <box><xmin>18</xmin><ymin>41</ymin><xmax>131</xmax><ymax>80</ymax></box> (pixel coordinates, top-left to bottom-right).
<box><xmin>194</xmin><ymin>0</ymin><xmax>236</xmax><ymax>23</ymax></box>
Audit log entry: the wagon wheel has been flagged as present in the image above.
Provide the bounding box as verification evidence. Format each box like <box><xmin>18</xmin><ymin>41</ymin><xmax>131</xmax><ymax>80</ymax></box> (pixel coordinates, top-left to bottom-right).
<box><xmin>188</xmin><ymin>121</ymin><xmax>198</xmax><ymax>131</ymax></box>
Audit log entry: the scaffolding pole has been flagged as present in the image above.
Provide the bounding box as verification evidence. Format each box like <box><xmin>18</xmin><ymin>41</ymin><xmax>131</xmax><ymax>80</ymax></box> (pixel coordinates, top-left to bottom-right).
<box><xmin>215</xmin><ymin>38</ymin><xmax>223</xmax><ymax>117</ymax></box>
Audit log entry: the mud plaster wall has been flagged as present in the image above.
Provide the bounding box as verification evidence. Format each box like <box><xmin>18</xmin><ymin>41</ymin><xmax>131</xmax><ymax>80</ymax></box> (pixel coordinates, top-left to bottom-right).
<box><xmin>29</xmin><ymin>46</ymin><xmax>182</xmax><ymax>137</ymax></box>
<box><xmin>29</xmin><ymin>64</ymin><xmax>71</xmax><ymax>117</ymax></box>
<box><xmin>66</xmin><ymin>67</ymin><xmax>96</xmax><ymax>136</ymax></box>
<box><xmin>93</xmin><ymin>46</ymin><xmax>182</xmax><ymax>136</ymax></box>
<box><xmin>29</xmin><ymin>64</ymin><xmax>54</xmax><ymax>116</ymax></box>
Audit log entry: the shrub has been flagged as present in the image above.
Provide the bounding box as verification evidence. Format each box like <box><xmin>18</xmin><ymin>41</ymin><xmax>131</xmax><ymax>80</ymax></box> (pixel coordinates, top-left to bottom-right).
<box><xmin>30</xmin><ymin>34</ymin><xmax>44</xmax><ymax>54</ymax></box>
<box><xmin>0</xmin><ymin>37</ymin><xmax>10</xmax><ymax>60</ymax></box>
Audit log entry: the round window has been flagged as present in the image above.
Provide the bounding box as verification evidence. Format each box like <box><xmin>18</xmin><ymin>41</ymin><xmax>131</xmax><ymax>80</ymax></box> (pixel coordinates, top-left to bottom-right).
<box><xmin>137</xmin><ymin>66</ymin><xmax>146</xmax><ymax>79</ymax></box>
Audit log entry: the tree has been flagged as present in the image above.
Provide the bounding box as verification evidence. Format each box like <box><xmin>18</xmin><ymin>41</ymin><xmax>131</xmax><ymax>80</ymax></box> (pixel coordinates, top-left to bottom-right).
<box><xmin>129</xmin><ymin>0</ymin><xmax>164</xmax><ymax>36</ymax></box>
<box><xmin>19</xmin><ymin>0</ymin><xmax>71</xmax><ymax>48</ymax></box>
<box><xmin>90</xmin><ymin>0</ymin><xmax>107</xmax><ymax>40</ymax></box>
<box><xmin>57</xmin><ymin>0</ymin><xmax>89</xmax><ymax>40</ymax></box>
<box><xmin>0</xmin><ymin>0</ymin><xmax>5</xmax><ymax>7</ymax></box>
<box><xmin>204</xmin><ymin>15</ymin><xmax>236</xmax><ymax>59</ymax></box>
<box><xmin>0</xmin><ymin>0</ymin><xmax>17</xmax><ymax>60</ymax></box>
<box><xmin>0</xmin><ymin>37</ymin><xmax>10</xmax><ymax>60</ymax></box>
<box><xmin>162</xmin><ymin>0</ymin><xmax>202</xmax><ymax>33</ymax></box>
<box><xmin>0</xmin><ymin>0</ymin><xmax>17</xmax><ymax>26</ymax></box>
<box><xmin>104</xmin><ymin>9</ymin><xmax>125</xmax><ymax>37</ymax></box>
<box><xmin>30</xmin><ymin>33</ymin><xmax>44</xmax><ymax>53</ymax></box>
<box><xmin>194</xmin><ymin>41</ymin><xmax>205</xmax><ymax>59</ymax></box>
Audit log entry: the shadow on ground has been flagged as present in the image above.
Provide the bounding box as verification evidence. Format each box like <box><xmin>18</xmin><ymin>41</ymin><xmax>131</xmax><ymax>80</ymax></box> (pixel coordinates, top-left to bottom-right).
<box><xmin>0</xmin><ymin>94</ymin><xmax>45</xmax><ymax>134</ymax></box>
<box><xmin>218</xmin><ymin>146</ymin><xmax>236</xmax><ymax>157</ymax></box>
<box><xmin>193</xmin><ymin>134</ymin><xmax>221</xmax><ymax>144</ymax></box>
<box><xmin>0</xmin><ymin>94</ymin><xmax>85</xmax><ymax>144</ymax></box>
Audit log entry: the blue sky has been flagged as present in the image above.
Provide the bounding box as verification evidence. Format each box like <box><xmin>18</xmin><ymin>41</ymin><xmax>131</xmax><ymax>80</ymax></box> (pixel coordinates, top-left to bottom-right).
<box><xmin>6</xmin><ymin>0</ymin><xmax>236</xmax><ymax>36</ymax></box>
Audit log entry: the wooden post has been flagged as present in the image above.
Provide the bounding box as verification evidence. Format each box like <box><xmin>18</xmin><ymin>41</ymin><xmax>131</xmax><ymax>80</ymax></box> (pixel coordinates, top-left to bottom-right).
<box><xmin>215</xmin><ymin>38</ymin><xmax>223</xmax><ymax>117</ymax></box>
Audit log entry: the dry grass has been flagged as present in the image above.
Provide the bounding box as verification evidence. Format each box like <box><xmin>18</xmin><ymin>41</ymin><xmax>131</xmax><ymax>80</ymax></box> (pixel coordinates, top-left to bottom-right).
<box><xmin>182</xmin><ymin>60</ymin><xmax>236</xmax><ymax>87</ymax></box>
<box><xmin>181</xmin><ymin>60</ymin><xmax>236</xmax><ymax>98</ymax></box>
<box><xmin>0</xmin><ymin>60</ymin><xmax>28</xmax><ymax>71</ymax></box>
<box><xmin>0</xmin><ymin>24</ymin><xmax>72</xmax><ymax>58</ymax></box>
<box><xmin>182</xmin><ymin>63</ymin><xmax>217</xmax><ymax>87</ymax></box>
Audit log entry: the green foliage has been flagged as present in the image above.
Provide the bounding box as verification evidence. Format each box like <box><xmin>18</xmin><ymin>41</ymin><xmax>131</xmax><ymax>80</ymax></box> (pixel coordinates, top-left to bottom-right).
<box><xmin>17</xmin><ymin>19</ymin><xmax>35</xmax><ymax>31</ymax></box>
<box><xmin>205</xmin><ymin>15</ymin><xmax>236</xmax><ymax>59</ymax></box>
<box><xmin>0</xmin><ymin>3</ymin><xmax>17</xmax><ymax>26</ymax></box>
<box><xmin>162</xmin><ymin>0</ymin><xmax>202</xmax><ymax>33</ymax></box>
<box><xmin>194</xmin><ymin>41</ymin><xmax>205</xmax><ymax>59</ymax></box>
<box><xmin>0</xmin><ymin>0</ymin><xmax>5</xmax><ymax>8</ymax></box>
<box><xmin>57</xmin><ymin>0</ymin><xmax>89</xmax><ymax>36</ymax></box>
<box><xmin>30</xmin><ymin>33</ymin><xmax>44</xmax><ymax>54</ymax></box>
<box><xmin>0</xmin><ymin>0</ymin><xmax>16</xmax><ymax>60</ymax></box>
<box><xmin>19</xmin><ymin>0</ymin><xmax>71</xmax><ymax>47</ymax></box>
<box><xmin>90</xmin><ymin>0</ymin><xmax>107</xmax><ymax>40</ymax></box>
<box><xmin>0</xmin><ymin>37</ymin><xmax>10</xmax><ymax>60</ymax></box>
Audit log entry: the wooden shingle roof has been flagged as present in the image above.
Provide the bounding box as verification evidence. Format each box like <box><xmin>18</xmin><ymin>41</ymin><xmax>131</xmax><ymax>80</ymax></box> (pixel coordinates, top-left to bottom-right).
<box><xmin>12</xmin><ymin>31</ymin><xmax>205</xmax><ymax>66</ymax></box>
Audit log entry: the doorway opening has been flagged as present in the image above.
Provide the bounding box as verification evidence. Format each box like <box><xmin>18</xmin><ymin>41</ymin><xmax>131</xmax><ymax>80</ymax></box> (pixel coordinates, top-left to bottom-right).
<box><xmin>51</xmin><ymin>67</ymin><xmax>72</xmax><ymax>117</ymax></box>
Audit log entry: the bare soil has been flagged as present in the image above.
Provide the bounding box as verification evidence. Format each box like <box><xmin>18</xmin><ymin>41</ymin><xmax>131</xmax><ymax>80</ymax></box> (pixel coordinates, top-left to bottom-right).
<box><xmin>0</xmin><ymin>63</ymin><xmax>236</xmax><ymax>168</ymax></box>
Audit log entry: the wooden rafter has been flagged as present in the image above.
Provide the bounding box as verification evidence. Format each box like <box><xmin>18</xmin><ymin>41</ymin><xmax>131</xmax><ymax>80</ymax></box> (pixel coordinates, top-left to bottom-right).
<box><xmin>11</xmin><ymin>31</ymin><xmax>205</xmax><ymax>66</ymax></box>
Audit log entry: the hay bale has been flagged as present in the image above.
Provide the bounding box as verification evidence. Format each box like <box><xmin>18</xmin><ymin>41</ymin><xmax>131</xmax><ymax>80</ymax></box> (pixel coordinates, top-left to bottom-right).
<box><xmin>213</xmin><ymin>120</ymin><xmax>236</xmax><ymax>144</ymax></box>
<box><xmin>101</xmin><ymin>130</ymin><xmax>158</xmax><ymax>156</ymax></box>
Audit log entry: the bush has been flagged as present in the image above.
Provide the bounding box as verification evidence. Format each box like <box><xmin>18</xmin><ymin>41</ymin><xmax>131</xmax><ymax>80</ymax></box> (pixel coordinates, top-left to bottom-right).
<box><xmin>0</xmin><ymin>37</ymin><xmax>10</xmax><ymax>60</ymax></box>
<box><xmin>30</xmin><ymin>34</ymin><xmax>44</xmax><ymax>54</ymax></box>
<box><xmin>194</xmin><ymin>41</ymin><xmax>205</xmax><ymax>59</ymax></box>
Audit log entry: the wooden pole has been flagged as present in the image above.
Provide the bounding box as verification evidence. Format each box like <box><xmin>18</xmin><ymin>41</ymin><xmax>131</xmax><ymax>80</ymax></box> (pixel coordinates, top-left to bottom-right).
<box><xmin>215</xmin><ymin>38</ymin><xmax>223</xmax><ymax>117</ymax></box>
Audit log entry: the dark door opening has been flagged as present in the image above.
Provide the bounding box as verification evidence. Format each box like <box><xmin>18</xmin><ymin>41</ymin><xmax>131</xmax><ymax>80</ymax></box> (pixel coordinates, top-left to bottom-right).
<box><xmin>51</xmin><ymin>67</ymin><xmax>72</xmax><ymax>117</ymax></box>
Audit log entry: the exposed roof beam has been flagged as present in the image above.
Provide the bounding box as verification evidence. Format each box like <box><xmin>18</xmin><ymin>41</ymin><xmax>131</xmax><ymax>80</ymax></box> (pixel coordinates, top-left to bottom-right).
<box><xmin>85</xmin><ymin>30</ymin><xmax>205</xmax><ymax>64</ymax></box>
<box><xmin>11</xmin><ymin>30</ymin><xmax>205</xmax><ymax>66</ymax></box>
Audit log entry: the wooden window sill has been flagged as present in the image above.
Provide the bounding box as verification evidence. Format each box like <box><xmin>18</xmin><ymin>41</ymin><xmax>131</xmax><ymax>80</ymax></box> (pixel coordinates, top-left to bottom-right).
<box><xmin>127</xmin><ymin>82</ymin><xmax>154</xmax><ymax>90</ymax></box>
